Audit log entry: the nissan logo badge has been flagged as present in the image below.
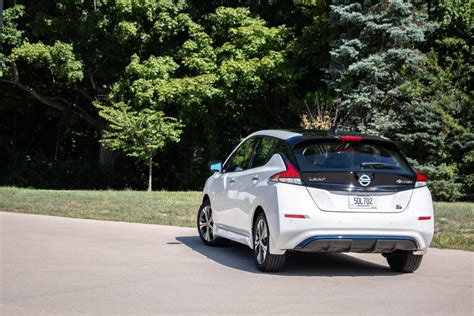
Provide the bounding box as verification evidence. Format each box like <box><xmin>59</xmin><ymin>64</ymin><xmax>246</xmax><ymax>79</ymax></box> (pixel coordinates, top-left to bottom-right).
<box><xmin>358</xmin><ymin>174</ymin><xmax>372</xmax><ymax>187</ymax></box>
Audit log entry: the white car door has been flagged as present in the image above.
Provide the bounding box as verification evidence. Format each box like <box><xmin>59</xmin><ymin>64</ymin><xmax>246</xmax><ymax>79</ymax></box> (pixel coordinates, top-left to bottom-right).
<box><xmin>213</xmin><ymin>138</ymin><xmax>258</xmax><ymax>236</ymax></box>
<box><xmin>232</xmin><ymin>136</ymin><xmax>283</xmax><ymax>235</ymax></box>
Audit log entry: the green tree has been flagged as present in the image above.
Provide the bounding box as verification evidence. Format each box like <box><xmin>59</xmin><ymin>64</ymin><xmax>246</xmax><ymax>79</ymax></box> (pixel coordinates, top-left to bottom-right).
<box><xmin>2</xmin><ymin>0</ymin><xmax>470</xmax><ymax>200</ymax></box>
<box><xmin>96</xmin><ymin>102</ymin><xmax>182</xmax><ymax>191</ymax></box>
<box><xmin>395</xmin><ymin>50</ymin><xmax>472</xmax><ymax>201</ymax></box>
<box><xmin>393</xmin><ymin>0</ymin><xmax>473</xmax><ymax>200</ymax></box>
<box><xmin>107</xmin><ymin>6</ymin><xmax>300</xmax><ymax>177</ymax></box>
<box><xmin>0</xmin><ymin>1</ymin><xmax>196</xmax><ymax>169</ymax></box>
<box><xmin>429</xmin><ymin>0</ymin><xmax>473</xmax><ymax>199</ymax></box>
<box><xmin>0</xmin><ymin>1</ymin><xmax>304</xmax><ymax>190</ymax></box>
<box><xmin>326</xmin><ymin>0</ymin><xmax>429</xmax><ymax>132</ymax></box>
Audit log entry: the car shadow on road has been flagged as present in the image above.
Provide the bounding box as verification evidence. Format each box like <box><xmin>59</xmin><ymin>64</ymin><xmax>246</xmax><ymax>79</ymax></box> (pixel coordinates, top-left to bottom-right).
<box><xmin>176</xmin><ymin>236</ymin><xmax>399</xmax><ymax>276</ymax></box>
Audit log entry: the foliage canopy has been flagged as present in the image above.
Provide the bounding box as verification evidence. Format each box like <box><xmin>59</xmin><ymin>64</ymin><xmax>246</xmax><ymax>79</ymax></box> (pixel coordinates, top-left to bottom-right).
<box><xmin>0</xmin><ymin>0</ymin><xmax>472</xmax><ymax>199</ymax></box>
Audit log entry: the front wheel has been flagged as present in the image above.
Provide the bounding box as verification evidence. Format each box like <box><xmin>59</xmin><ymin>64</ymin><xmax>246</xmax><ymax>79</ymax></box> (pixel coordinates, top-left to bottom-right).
<box><xmin>197</xmin><ymin>200</ymin><xmax>227</xmax><ymax>246</ymax></box>
<box><xmin>385</xmin><ymin>250</ymin><xmax>423</xmax><ymax>273</ymax></box>
<box><xmin>253</xmin><ymin>213</ymin><xmax>286</xmax><ymax>272</ymax></box>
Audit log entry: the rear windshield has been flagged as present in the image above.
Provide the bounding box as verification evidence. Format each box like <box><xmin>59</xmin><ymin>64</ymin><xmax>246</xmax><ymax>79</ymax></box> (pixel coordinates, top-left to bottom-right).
<box><xmin>293</xmin><ymin>141</ymin><xmax>413</xmax><ymax>173</ymax></box>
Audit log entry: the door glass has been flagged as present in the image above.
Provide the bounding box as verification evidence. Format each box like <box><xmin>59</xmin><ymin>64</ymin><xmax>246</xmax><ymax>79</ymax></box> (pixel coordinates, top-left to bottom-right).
<box><xmin>224</xmin><ymin>138</ymin><xmax>257</xmax><ymax>172</ymax></box>
<box><xmin>274</xmin><ymin>140</ymin><xmax>292</xmax><ymax>161</ymax></box>
<box><xmin>251</xmin><ymin>137</ymin><xmax>279</xmax><ymax>168</ymax></box>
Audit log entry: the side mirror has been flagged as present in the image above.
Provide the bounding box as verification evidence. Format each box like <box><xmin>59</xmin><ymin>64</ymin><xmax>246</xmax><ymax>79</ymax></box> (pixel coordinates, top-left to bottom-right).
<box><xmin>209</xmin><ymin>161</ymin><xmax>222</xmax><ymax>173</ymax></box>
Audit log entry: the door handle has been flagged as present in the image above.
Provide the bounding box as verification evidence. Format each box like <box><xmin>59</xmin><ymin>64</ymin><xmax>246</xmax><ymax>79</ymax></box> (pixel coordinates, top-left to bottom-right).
<box><xmin>252</xmin><ymin>175</ymin><xmax>260</xmax><ymax>181</ymax></box>
<box><xmin>229</xmin><ymin>178</ymin><xmax>236</xmax><ymax>184</ymax></box>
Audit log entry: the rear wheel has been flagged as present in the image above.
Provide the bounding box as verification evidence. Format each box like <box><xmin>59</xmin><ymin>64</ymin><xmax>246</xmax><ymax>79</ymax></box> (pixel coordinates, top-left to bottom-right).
<box><xmin>253</xmin><ymin>212</ymin><xmax>286</xmax><ymax>272</ymax></box>
<box><xmin>197</xmin><ymin>200</ymin><xmax>227</xmax><ymax>246</ymax></box>
<box><xmin>385</xmin><ymin>250</ymin><xmax>423</xmax><ymax>273</ymax></box>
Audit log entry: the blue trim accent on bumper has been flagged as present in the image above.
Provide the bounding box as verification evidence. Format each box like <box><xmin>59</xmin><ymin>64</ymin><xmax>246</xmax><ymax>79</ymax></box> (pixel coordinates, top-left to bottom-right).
<box><xmin>295</xmin><ymin>235</ymin><xmax>418</xmax><ymax>249</ymax></box>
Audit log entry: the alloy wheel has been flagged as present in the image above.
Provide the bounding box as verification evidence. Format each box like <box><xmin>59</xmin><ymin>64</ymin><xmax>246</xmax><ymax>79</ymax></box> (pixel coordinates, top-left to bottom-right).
<box><xmin>199</xmin><ymin>205</ymin><xmax>215</xmax><ymax>242</ymax></box>
<box><xmin>254</xmin><ymin>218</ymin><xmax>268</xmax><ymax>264</ymax></box>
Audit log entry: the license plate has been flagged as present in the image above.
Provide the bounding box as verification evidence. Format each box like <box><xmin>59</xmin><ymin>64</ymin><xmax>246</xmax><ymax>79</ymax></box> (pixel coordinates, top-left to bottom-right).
<box><xmin>349</xmin><ymin>195</ymin><xmax>377</xmax><ymax>209</ymax></box>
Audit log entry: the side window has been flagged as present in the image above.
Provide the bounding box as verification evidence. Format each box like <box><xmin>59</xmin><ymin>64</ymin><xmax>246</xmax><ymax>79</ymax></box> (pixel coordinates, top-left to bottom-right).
<box><xmin>224</xmin><ymin>138</ymin><xmax>257</xmax><ymax>172</ymax></box>
<box><xmin>275</xmin><ymin>140</ymin><xmax>295</xmax><ymax>164</ymax></box>
<box><xmin>274</xmin><ymin>140</ymin><xmax>292</xmax><ymax>161</ymax></box>
<box><xmin>251</xmin><ymin>137</ymin><xmax>279</xmax><ymax>168</ymax></box>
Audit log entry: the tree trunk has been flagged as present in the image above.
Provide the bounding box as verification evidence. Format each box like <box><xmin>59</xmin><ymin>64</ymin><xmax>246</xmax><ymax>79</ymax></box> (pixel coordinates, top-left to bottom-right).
<box><xmin>0</xmin><ymin>76</ymin><xmax>103</xmax><ymax>131</ymax></box>
<box><xmin>98</xmin><ymin>127</ymin><xmax>119</xmax><ymax>172</ymax></box>
<box><xmin>98</xmin><ymin>143</ymin><xmax>118</xmax><ymax>170</ymax></box>
<box><xmin>2</xmin><ymin>63</ymin><xmax>123</xmax><ymax>177</ymax></box>
<box><xmin>54</xmin><ymin>125</ymin><xmax>62</xmax><ymax>161</ymax></box>
<box><xmin>147</xmin><ymin>155</ymin><xmax>153</xmax><ymax>192</ymax></box>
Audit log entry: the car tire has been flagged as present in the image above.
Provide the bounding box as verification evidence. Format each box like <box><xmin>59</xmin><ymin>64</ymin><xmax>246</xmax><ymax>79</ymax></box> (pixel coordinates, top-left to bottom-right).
<box><xmin>253</xmin><ymin>212</ymin><xmax>286</xmax><ymax>272</ymax></box>
<box><xmin>385</xmin><ymin>250</ymin><xmax>423</xmax><ymax>273</ymax></box>
<box><xmin>197</xmin><ymin>200</ymin><xmax>227</xmax><ymax>246</ymax></box>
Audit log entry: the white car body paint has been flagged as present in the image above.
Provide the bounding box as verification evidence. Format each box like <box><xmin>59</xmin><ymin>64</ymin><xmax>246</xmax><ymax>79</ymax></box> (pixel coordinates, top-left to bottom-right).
<box><xmin>202</xmin><ymin>130</ymin><xmax>434</xmax><ymax>256</ymax></box>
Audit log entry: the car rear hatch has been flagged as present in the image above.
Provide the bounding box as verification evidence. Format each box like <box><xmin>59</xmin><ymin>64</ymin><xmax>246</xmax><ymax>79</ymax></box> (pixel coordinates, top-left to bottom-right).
<box><xmin>292</xmin><ymin>136</ymin><xmax>417</xmax><ymax>213</ymax></box>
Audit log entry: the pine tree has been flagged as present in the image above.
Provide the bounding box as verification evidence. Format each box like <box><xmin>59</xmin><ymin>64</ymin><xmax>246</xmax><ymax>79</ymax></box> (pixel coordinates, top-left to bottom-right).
<box><xmin>326</xmin><ymin>0</ymin><xmax>429</xmax><ymax>133</ymax></box>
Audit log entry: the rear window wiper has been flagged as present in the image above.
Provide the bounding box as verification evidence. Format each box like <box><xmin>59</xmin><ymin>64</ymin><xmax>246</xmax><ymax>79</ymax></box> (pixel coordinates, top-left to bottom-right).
<box><xmin>360</xmin><ymin>162</ymin><xmax>400</xmax><ymax>170</ymax></box>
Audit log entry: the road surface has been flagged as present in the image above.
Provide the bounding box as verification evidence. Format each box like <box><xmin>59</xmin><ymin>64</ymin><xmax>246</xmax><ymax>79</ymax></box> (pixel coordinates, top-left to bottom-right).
<box><xmin>1</xmin><ymin>212</ymin><xmax>472</xmax><ymax>315</ymax></box>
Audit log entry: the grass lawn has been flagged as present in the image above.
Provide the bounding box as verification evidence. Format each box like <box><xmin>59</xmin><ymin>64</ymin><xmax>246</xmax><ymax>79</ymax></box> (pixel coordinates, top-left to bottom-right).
<box><xmin>0</xmin><ymin>187</ymin><xmax>201</xmax><ymax>228</ymax></box>
<box><xmin>0</xmin><ymin>187</ymin><xmax>472</xmax><ymax>251</ymax></box>
<box><xmin>430</xmin><ymin>202</ymin><xmax>473</xmax><ymax>251</ymax></box>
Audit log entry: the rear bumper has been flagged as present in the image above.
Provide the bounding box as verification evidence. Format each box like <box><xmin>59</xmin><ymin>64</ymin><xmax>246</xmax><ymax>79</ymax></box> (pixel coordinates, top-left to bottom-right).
<box><xmin>268</xmin><ymin>184</ymin><xmax>434</xmax><ymax>255</ymax></box>
<box><xmin>294</xmin><ymin>235</ymin><xmax>418</xmax><ymax>253</ymax></box>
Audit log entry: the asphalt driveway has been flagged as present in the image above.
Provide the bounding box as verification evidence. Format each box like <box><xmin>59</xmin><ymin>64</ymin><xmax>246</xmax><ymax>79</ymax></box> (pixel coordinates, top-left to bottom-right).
<box><xmin>1</xmin><ymin>212</ymin><xmax>472</xmax><ymax>315</ymax></box>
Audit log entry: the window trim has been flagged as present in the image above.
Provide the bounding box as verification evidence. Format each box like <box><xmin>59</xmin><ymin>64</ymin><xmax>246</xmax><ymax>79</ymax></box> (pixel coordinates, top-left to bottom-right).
<box><xmin>223</xmin><ymin>135</ymin><xmax>294</xmax><ymax>173</ymax></box>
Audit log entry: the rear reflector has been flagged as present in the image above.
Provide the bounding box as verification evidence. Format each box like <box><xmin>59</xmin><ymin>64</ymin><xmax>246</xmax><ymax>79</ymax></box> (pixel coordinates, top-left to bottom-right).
<box><xmin>270</xmin><ymin>160</ymin><xmax>303</xmax><ymax>185</ymax></box>
<box><xmin>415</xmin><ymin>170</ymin><xmax>428</xmax><ymax>188</ymax></box>
<box><xmin>339</xmin><ymin>135</ymin><xmax>362</xmax><ymax>142</ymax></box>
<box><xmin>418</xmin><ymin>216</ymin><xmax>431</xmax><ymax>221</ymax></box>
<box><xmin>284</xmin><ymin>214</ymin><xmax>306</xmax><ymax>219</ymax></box>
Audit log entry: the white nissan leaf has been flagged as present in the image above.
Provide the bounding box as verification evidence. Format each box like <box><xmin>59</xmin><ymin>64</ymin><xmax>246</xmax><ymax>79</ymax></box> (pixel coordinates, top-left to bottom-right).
<box><xmin>197</xmin><ymin>130</ymin><xmax>434</xmax><ymax>272</ymax></box>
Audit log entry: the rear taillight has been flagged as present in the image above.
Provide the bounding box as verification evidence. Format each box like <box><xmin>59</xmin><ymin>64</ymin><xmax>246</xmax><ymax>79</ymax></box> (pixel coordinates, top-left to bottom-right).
<box><xmin>270</xmin><ymin>160</ymin><xmax>302</xmax><ymax>185</ymax></box>
<box><xmin>415</xmin><ymin>170</ymin><xmax>427</xmax><ymax>188</ymax></box>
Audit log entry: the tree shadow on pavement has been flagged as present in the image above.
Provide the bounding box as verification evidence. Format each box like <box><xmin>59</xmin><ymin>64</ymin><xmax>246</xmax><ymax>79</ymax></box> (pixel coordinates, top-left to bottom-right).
<box><xmin>176</xmin><ymin>235</ymin><xmax>399</xmax><ymax>276</ymax></box>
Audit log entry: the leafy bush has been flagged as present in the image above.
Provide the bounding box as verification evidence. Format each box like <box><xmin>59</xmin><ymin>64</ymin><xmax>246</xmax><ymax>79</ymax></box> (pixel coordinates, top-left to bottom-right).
<box><xmin>417</xmin><ymin>163</ymin><xmax>463</xmax><ymax>202</ymax></box>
